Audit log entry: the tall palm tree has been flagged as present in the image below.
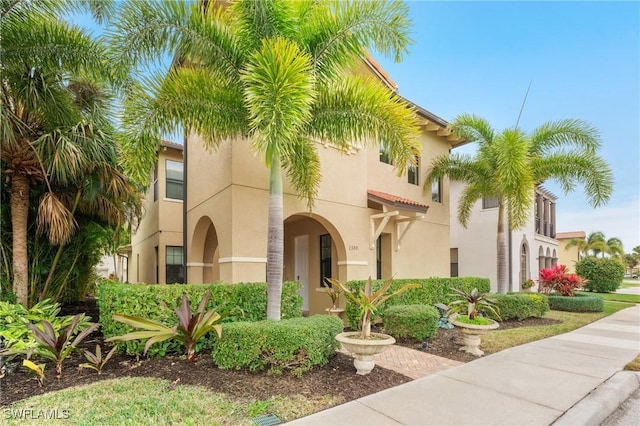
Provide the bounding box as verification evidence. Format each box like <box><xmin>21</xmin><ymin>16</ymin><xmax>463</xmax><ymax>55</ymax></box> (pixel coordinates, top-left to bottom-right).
<box><xmin>109</xmin><ymin>0</ymin><xmax>421</xmax><ymax>319</ymax></box>
<box><xmin>566</xmin><ymin>231</ymin><xmax>624</xmax><ymax>258</ymax></box>
<box><xmin>426</xmin><ymin>114</ymin><xmax>613</xmax><ymax>293</ymax></box>
<box><xmin>1</xmin><ymin>0</ymin><xmax>131</xmax><ymax>306</ymax></box>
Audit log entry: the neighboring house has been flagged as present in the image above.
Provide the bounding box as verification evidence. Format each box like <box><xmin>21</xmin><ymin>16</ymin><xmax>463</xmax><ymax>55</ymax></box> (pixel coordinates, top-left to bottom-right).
<box><xmin>450</xmin><ymin>183</ymin><xmax>559</xmax><ymax>292</ymax></box>
<box><xmin>128</xmin><ymin>140</ymin><xmax>185</xmax><ymax>284</ymax></box>
<box><xmin>125</xmin><ymin>58</ymin><xmax>466</xmax><ymax>315</ymax></box>
<box><xmin>556</xmin><ymin>231</ymin><xmax>586</xmax><ymax>273</ymax></box>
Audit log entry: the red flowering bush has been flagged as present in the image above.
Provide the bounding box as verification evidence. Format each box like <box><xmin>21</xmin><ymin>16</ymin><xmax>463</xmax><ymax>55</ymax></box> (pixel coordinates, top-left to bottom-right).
<box><xmin>538</xmin><ymin>264</ymin><xmax>582</xmax><ymax>296</ymax></box>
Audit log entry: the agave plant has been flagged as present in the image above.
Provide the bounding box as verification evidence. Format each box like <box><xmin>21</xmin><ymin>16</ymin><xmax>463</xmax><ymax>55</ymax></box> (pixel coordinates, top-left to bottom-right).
<box><xmin>80</xmin><ymin>344</ymin><xmax>119</xmax><ymax>374</ymax></box>
<box><xmin>24</xmin><ymin>314</ymin><xmax>99</xmax><ymax>378</ymax></box>
<box><xmin>106</xmin><ymin>290</ymin><xmax>226</xmax><ymax>362</ymax></box>
<box><xmin>328</xmin><ymin>277</ymin><xmax>419</xmax><ymax>339</ymax></box>
<box><xmin>448</xmin><ymin>288</ymin><xmax>501</xmax><ymax>321</ymax></box>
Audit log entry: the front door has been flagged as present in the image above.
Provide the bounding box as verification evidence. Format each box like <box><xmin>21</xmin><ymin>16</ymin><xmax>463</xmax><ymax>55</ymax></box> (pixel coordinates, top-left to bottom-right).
<box><xmin>294</xmin><ymin>235</ymin><xmax>309</xmax><ymax>311</ymax></box>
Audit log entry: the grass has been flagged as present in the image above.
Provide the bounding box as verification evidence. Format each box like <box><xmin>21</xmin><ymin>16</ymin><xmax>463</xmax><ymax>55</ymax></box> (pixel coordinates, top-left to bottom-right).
<box><xmin>620</xmin><ymin>279</ymin><xmax>640</xmax><ymax>289</ymax></box>
<box><xmin>576</xmin><ymin>291</ymin><xmax>640</xmax><ymax>304</ymax></box>
<box><xmin>481</xmin><ymin>300</ymin><xmax>635</xmax><ymax>354</ymax></box>
<box><xmin>3</xmin><ymin>377</ymin><xmax>342</xmax><ymax>425</ymax></box>
<box><xmin>624</xmin><ymin>355</ymin><xmax>640</xmax><ymax>371</ymax></box>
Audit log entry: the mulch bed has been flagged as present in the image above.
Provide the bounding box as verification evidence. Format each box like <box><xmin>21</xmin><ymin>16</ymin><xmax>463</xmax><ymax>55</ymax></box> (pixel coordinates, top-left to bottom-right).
<box><xmin>0</xmin><ymin>300</ymin><xmax>559</xmax><ymax>407</ymax></box>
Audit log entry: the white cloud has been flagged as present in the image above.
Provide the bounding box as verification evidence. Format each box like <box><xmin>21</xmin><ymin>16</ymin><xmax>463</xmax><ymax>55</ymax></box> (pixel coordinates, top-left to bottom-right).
<box><xmin>556</xmin><ymin>196</ymin><xmax>640</xmax><ymax>252</ymax></box>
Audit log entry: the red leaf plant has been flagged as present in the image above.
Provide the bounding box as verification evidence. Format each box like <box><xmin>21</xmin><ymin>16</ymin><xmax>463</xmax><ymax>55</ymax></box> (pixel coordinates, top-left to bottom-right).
<box><xmin>538</xmin><ymin>264</ymin><xmax>582</xmax><ymax>296</ymax></box>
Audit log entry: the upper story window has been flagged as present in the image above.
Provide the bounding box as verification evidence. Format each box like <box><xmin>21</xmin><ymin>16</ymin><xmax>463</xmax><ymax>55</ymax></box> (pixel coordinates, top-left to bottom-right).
<box><xmin>166</xmin><ymin>160</ymin><xmax>184</xmax><ymax>200</ymax></box>
<box><xmin>431</xmin><ymin>178</ymin><xmax>442</xmax><ymax>203</ymax></box>
<box><xmin>407</xmin><ymin>156</ymin><xmax>419</xmax><ymax>185</ymax></box>
<box><xmin>482</xmin><ymin>196</ymin><xmax>499</xmax><ymax>209</ymax></box>
<box><xmin>153</xmin><ymin>165</ymin><xmax>158</xmax><ymax>202</ymax></box>
<box><xmin>379</xmin><ymin>143</ymin><xmax>391</xmax><ymax>165</ymax></box>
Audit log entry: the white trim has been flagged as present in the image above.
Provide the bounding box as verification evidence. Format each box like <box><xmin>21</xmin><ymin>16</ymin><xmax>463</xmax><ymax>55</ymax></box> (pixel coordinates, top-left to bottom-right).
<box><xmin>337</xmin><ymin>260</ymin><xmax>369</xmax><ymax>266</ymax></box>
<box><xmin>162</xmin><ymin>198</ymin><xmax>183</xmax><ymax>203</ymax></box>
<box><xmin>186</xmin><ymin>262</ymin><xmax>214</xmax><ymax>267</ymax></box>
<box><xmin>218</xmin><ymin>257</ymin><xmax>267</xmax><ymax>264</ymax></box>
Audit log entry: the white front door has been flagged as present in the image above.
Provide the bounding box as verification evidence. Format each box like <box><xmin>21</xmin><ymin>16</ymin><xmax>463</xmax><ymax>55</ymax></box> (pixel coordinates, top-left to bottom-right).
<box><xmin>294</xmin><ymin>235</ymin><xmax>310</xmax><ymax>311</ymax></box>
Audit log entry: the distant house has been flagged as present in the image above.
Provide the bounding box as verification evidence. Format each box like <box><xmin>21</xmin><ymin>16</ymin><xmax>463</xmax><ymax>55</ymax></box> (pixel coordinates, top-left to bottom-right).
<box><xmin>556</xmin><ymin>231</ymin><xmax>586</xmax><ymax>273</ymax></box>
<box><xmin>450</xmin><ymin>184</ymin><xmax>559</xmax><ymax>292</ymax></box>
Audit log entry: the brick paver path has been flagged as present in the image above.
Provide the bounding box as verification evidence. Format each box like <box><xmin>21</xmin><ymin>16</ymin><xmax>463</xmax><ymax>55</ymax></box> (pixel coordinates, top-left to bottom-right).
<box><xmin>340</xmin><ymin>344</ymin><xmax>463</xmax><ymax>380</ymax></box>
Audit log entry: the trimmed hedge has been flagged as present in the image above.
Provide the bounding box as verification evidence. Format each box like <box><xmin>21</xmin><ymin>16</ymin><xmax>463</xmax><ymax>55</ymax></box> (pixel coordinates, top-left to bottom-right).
<box><xmin>96</xmin><ymin>281</ymin><xmax>303</xmax><ymax>356</ymax></box>
<box><xmin>486</xmin><ymin>293</ymin><xmax>550</xmax><ymax>321</ymax></box>
<box><xmin>381</xmin><ymin>304</ymin><xmax>439</xmax><ymax>341</ymax></box>
<box><xmin>212</xmin><ymin>315</ymin><xmax>343</xmax><ymax>375</ymax></box>
<box><xmin>576</xmin><ymin>257</ymin><xmax>625</xmax><ymax>293</ymax></box>
<box><xmin>548</xmin><ymin>293</ymin><xmax>604</xmax><ymax>312</ymax></box>
<box><xmin>344</xmin><ymin>277</ymin><xmax>490</xmax><ymax>329</ymax></box>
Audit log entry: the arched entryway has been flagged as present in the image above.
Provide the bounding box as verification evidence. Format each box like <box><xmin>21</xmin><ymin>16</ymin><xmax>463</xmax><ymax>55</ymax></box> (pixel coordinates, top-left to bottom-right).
<box><xmin>552</xmin><ymin>249</ymin><xmax>558</xmax><ymax>267</ymax></box>
<box><xmin>283</xmin><ymin>213</ymin><xmax>346</xmax><ymax>315</ymax></box>
<box><xmin>545</xmin><ymin>247</ymin><xmax>552</xmax><ymax>268</ymax></box>
<box><xmin>190</xmin><ymin>216</ymin><xmax>220</xmax><ymax>283</ymax></box>
<box><xmin>538</xmin><ymin>246</ymin><xmax>545</xmax><ymax>276</ymax></box>
<box><xmin>520</xmin><ymin>239</ymin><xmax>529</xmax><ymax>287</ymax></box>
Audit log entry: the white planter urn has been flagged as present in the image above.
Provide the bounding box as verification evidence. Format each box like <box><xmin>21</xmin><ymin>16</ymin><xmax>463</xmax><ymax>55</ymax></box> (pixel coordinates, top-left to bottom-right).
<box><xmin>335</xmin><ymin>331</ymin><xmax>395</xmax><ymax>375</ymax></box>
<box><xmin>452</xmin><ymin>318</ymin><xmax>499</xmax><ymax>357</ymax></box>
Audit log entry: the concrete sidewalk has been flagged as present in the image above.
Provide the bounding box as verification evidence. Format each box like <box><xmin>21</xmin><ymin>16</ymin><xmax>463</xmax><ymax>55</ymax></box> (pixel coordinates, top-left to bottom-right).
<box><xmin>288</xmin><ymin>304</ymin><xmax>640</xmax><ymax>426</ymax></box>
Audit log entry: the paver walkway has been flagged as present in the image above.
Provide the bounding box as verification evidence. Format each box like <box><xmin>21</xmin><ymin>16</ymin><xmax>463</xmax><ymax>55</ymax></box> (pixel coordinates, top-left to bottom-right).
<box><xmin>370</xmin><ymin>345</ymin><xmax>463</xmax><ymax>379</ymax></box>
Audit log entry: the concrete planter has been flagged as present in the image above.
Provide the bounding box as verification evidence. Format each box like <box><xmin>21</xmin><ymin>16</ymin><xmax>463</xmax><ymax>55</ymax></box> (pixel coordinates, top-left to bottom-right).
<box><xmin>335</xmin><ymin>331</ymin><xmax>395</xmax><ymax>375</ymax></box>
<box><xmin>452</xmin><ymin>318</ymin><xmax>499</xmax><ymax>356</ymax></box>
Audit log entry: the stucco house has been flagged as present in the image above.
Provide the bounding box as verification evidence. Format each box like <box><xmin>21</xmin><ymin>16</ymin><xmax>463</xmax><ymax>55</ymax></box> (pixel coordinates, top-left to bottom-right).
<box><xmin>127</xmin><ymin>58</ymin><xmax>467</xmax><ymax>315</ymax></box>
<box><xmin>555</xmin><ymin>231</ymin><xmax>586</xmax><ymax>273</ymax></box>
<box><xmin>450</xmin><ymin>182</ymin><xmax>559</xmax><ymax>292</ymax></box>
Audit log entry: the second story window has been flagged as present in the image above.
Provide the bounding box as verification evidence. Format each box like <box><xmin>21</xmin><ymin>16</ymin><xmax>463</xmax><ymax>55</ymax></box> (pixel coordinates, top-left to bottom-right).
<box><xmin>482</xmin><ymin>196</ymin><xmax>499</xmax><ymax>209</ymax></box>
<box><xmin>379</xmin><ymin>143</ymin><xmax>391</xmax><ymax>165</ymax></box>
<box><xmin>408</xmin><ymin>156</ymin><xmax>419</xmax><ymax>185</ymax></box>
<box><xmin>431</xmin><ymin>178</ymin><xmax>442</xmax><ymax>203</ymax></box>
<box><xmin>166</xmin><ymin>160</ymin><xmax>184</xmax><ymax>200</ymax></box>
<box><xmin>153</xmin><ymin>165</ymin><xmax>158</xmax><ymax>202</ymax></box>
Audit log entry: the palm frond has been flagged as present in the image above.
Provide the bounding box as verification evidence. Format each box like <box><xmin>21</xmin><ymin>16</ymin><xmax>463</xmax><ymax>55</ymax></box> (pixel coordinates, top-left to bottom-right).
<box><xmin>36</xmin><ymin>192</ymin><xmax>77</xmax><ymax>245</ymax></box>
<box><xmin>450</xmin><ymin>114</ymin><xmax>495</xmax><ymax>147</ymax></box>
<box><xmin>530</xmin><ymin>119</ymin><xmax>600</xmax><ymax>156</ymax></box>
<box><xmin>281</xmin><ymin>137</ymin><xmax>321</xmax><ymax>211</ymax></box>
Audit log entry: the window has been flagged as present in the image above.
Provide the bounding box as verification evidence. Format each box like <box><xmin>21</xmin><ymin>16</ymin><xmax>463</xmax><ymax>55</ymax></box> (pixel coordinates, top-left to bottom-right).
<box><xmin>166</xmin><ymin>246</ymin><xmax>184</xmax><ymax>284</ymax></box>
<box><xmin>482</xmin><ymin>196</ymin><xmax>499</xmax><ymax>209</ymax></box>
<box><xmin>450</xmin><ymin>248</ymin><xmax>459</xmax><ymax>277</ymax></box>
<box><xmin>379</xmin><ymin>143</ymin><xmax>391</xmax><ymax>164</ymax></box>
<box><xmin>166</xmin><ymin>160</ymin><xmax>184</xmax><ymax>200</ymax></box>
<box><xmin>319</xmin><ymin>234</ymin><xmax>332</xmax><ymax>287</ymax></box>
<box><xmin>408</xmin><ymin>156</ymin><xmax>419</xmax><ymax>185</ymax></box>
<box><xmin>376</xmin><ymin>236</ymin><xmax>382</xmax><ymax>280</ymax></box>
<box><xmin>431</xmin><ymin>178</ymin><xmax>441</xmax><ymax>203</ymax></box>
<box><xmin>520</xmin><ymin>244</ymin><xmax>528</xmax><ymax>284</ymax></box>
<box><xmin>153</xmin><ymin>166</ymin><xmax>158</xmax><ymax>201</ymax></box>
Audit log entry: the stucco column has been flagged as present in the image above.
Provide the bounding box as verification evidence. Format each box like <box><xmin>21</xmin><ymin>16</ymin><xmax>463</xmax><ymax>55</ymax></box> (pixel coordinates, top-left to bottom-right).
<box><xmin>550</xmin><ymin>202</ymin><xmax>556</xmax><ymax>238</ymax></box>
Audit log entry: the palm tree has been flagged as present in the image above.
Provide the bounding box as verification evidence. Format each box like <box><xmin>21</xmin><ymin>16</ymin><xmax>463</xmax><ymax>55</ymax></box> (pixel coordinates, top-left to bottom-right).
<box><xmin>1</xmin><ymin>0</ymin><xmax>130</xmax><ymax>306</ymax></box>
<box><xmin>566</xmin><ymin>231</ymin><xmax>624</xmax><ymax>258</ymax></box>
<box><xmin>108</xmin><ymin>0</ymin><xmax>421</xmax><ymax>320</ymax></box>
<box><xmin>426</xmin><ymin>114</ymin><xmax>613</xmax><ymax>293</ymax></box>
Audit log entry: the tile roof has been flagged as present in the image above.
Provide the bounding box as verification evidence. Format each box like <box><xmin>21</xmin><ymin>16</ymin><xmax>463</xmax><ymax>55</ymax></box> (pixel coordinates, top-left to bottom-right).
<box><xmin>367</xmin><ymin>190</ymin><xmax>429</xmax><ymax>213</ymax></box>
<box><xmin>556</xmin><ymin>231</ymin><xmax>586</xmax><ymax>240</ymax></box>
<box><xmin>161</xmin><ymin>140</ymin><xmax>184</xmax><ymax>151</ymax></box>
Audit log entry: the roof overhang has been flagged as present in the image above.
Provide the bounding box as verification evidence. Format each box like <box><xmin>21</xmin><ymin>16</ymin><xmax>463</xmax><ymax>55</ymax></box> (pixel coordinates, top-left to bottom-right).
<box><xmin>367</xmin><ymin>190</ymin><xmax>429</xmax><ymax>214</ymax></box>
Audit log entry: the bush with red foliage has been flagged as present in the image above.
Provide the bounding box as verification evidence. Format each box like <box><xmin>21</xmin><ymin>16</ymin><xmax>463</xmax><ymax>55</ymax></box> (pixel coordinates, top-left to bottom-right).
<box><xmin>538</xmin><ymin>264</ymin><xmax>582</xmax><ymax>296</ymax></box>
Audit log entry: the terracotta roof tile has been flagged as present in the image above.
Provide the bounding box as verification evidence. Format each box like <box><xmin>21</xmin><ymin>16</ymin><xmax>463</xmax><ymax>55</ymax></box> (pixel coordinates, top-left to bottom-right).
<box><xmin>367</xmin><ymin>190</ymin><xmax>429</xmax><ymax>212</ymax></box>
<box><xmin>556</xmin><ymin>231</ymin><xmax>586</xmax><ymax>240</ymax></box>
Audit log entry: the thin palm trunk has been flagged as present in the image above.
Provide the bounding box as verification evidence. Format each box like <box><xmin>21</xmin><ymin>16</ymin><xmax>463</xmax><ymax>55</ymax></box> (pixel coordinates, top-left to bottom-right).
<box><xmin>10</xmin><ymin>174</ymin><xmax>30</xmax><ymax>306</ymax></box>
<box><xmin>496</xmin><ymin>202</ymin><xmax>508</xmax><ymax>294</ymax></box>
<box><xmin>266</xmin><ymin>155</ymin><xmax>284</xmax><ymax>320</ymax></box>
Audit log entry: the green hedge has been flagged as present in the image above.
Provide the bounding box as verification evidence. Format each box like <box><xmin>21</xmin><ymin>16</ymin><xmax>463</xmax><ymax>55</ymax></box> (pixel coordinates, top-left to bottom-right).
<box><xmin>486</xmin><ymin>293</ymin><xmax>550</xmax><ymax>321</ymax></box>
<box><xmin>548</xmin><ymin>293</ymin><xmax>604</xmax><ymax>312</ymax></box>
<box><xmin>344</xmin><ymin>277</ymin><xmax>490</xmax><ymax>329</ymax></box>
<box><xmin>96</xmin><ymin>281</ymin><xmax>303</xmax><ymax>356</ymax></box>
<box><xmin>381</xmin><ymin>304</ymin><xmax>439</xmax><ymax>341</ymax></box>
<box><xmin>212</xmin><ymin>315</ymin><xmax>343</xmax><ymax>375</ymax></box>
<box><xmin>576</xmin><ymin>257</ymin><xmax>625</xmax><ymax>293</ymax></box>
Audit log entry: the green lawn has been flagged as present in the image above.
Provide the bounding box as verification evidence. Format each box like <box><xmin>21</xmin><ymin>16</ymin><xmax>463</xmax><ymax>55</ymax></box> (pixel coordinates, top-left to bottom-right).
<box><xmin>620</xmin><ymin>279</ymin><xmax>640</xmax><ymax>289</ymax></box>
<box><xmin>576</xmin><ymin>291</ymin><xmax>640</xmax><ymax>304</ymax></box>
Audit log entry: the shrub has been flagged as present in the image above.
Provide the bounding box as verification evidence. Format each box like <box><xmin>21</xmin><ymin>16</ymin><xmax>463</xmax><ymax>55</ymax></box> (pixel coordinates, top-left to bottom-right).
<box><xmin>538</xmin><ymin>264</ymin><xmax>582</xmax><ymax>296</ymax></box>
<box><xmin>380</xmin><ymin>305</ymin><xmax>439</xmax><ymax>340</ymax></box>
<box><xmin>97</xmin><ymin>281</ymin><xmax>302</xmax><ymax>356</ymax></box>
<box><xmin>548</xmin><ymin>293</ymin><xmax>603</xmax><ymax>312</ymax></box>
<box><xmin>486</xmin><ymin>293</ymin><xmax>549</xmax><ymax>321</ymax></box>
<box><xmin>344</xmin><ymin>277</ymin><xmax>490</xmax><ymax>329</ymax></box>
<box><xmin>212</xmin><ymin>315</ymin><xmax>343</xmax><ymax>375</ymax></box>
<box><xmin>576</xmin><ymin>257</ymin><xmax>625</xmax><ymax>293</ymax></box>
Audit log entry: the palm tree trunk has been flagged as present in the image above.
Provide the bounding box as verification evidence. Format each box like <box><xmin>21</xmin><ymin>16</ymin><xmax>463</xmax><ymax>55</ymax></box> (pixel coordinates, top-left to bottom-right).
<box><xmin>496</xmin><ymin>202</ymin><xmax>509</xmax><ymax>294</ymax></box>
<box><xmin>266</xmin><ymin>155</ymin><xmax>284</xmax><ymax>320</ymax></box>
<box><xmin>10</xmin><ymin>175</ymin><xmax>30</xmax><ymax>306</ymax></box>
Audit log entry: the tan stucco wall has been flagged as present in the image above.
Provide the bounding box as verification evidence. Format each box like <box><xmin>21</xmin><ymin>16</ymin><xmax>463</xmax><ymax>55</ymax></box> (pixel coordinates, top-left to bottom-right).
<box><xmin>557</xmin><ymin>239</ymin><xmax>581</xmax><ymax>273</ymax></box>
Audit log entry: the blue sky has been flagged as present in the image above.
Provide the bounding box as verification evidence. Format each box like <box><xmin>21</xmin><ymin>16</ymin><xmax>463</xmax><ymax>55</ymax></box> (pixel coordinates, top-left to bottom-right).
<box><xmin>374</xmin><ymin>1</ymin><xmax>639</xmax><ymax>252</ymax></box>
<box><xmin>70</xmin><ymin>1</ymin><xmax>639</xmax><ymax>252</ymax></box>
